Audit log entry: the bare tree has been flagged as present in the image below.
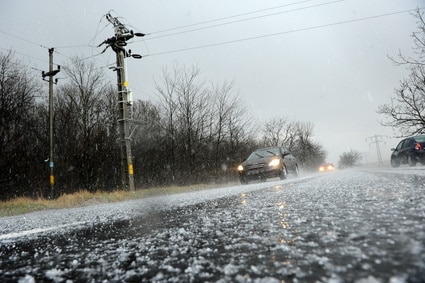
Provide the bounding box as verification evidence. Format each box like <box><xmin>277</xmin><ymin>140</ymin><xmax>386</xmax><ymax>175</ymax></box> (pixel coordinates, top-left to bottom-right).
<box><xmin>209</xmin><ymin>81</ymin><xmax>250</xmax><ymax>174</ymax></box>
<box><xmin>378</xmin><ymin>10</ymin><xmax>425</xmax><ymax>136</ymax></box>
<box><xmin>154</xmin><ymin>66</ymin><xmax>179</xmax><ymax>181</ymax></box>
<box><xmin>291</xmin><ymin>121</ymin><xmax>327</xmax><ymax>168</ymax></box>
<box><xmin>261</xmin><ymin>117</ymin><xmax>296</xmax><ymax>148</ymax></box>
<box><xmin>0</xmin><ymin>51</ymin><xmax>39</xmax><ymax>158</ymax></box>
<box><xmin>390</xmin><ymin>9</ymin><xmax>425</xmax><ymax>67</ymax></box>
<box><xmin>260</xmin><ymin>118</ymin><xmax>326</xmax><ymax>168</ymax></box>
<box><xmin>131</xmin><ymin>99</ymin><xmax>164</xmax><ymax>186</ymax></box>
<box><xmin>174</xmin><ymin>65</ymin><xmax>211</xmax><ymax>179</ymax></box>
<box><xmin>0</xmin><ymin>50</ymin><xmax>43</xmax><ymax>199</ymax></box>
<box><xmin>338</xmin><ymin>149</ymin><xmax>362</xmax><ymax>168</ymax></box>
<box><xmin>378</xmin><ymin>66</ymin><xmax>425</xmax><ymax>136</ymax></box>
<box><xmin>55</xmin><ymin>57</ymin><xmax>118</xmax><ymax>192</ymax></box>
<box><xmin>153</xmin><ymin>64</ymin><xmax>254</xmax><ymax>185</ymax></box>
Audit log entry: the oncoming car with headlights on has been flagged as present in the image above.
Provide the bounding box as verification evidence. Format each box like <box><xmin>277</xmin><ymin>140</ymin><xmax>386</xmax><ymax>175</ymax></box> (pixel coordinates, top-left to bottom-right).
<box><xmin>319</xmin><ymin>163</ymin><xmax>335</xmax><ymax>172</ymax></box>
<box><xmin>237</xmin><ymin>146</ymin><xmax>299</xmax><ymax>184</ymax></box>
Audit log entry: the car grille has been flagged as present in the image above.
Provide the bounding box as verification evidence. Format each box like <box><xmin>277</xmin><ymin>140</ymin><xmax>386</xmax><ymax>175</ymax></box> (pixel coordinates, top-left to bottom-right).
<box><xmin>245</xmin><ymin>163</ymin><xmax>265</xmax><ymax>170</ymax></box>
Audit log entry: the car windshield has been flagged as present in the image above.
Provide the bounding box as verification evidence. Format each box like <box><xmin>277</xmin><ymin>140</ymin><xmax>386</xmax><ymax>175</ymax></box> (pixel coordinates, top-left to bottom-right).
<box><xmin>247</xmin><ymin>148</ymin><xmax>280</xmax><ymax>160</ymax></box>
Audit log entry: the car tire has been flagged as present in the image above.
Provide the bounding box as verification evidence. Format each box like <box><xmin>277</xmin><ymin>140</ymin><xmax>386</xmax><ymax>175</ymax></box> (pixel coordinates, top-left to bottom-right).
<box><xmin>240</xmin><ymin>177</ymin><xmax>248</xmax><ymax>185</ymax></box>
<box><xmin>280</xmin><ymin>165</ymin><xmax>288</xmax><ymax>180</ymax></box>
<box><xmin>408</xmin><ymin>155</ymin><xmax>417</xmax><ymax>167</ymax></box>
<box><xmin>391</xmin><ymin>158</ymin><xmax>400</xmax><ymax>168</ymax></box>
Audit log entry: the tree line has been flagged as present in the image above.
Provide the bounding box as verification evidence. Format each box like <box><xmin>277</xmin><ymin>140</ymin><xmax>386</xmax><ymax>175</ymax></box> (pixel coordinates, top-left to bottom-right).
<box><xmin>0</xmin><ymin>52</ymin><xmax>328</xmax><ymax>200</ymax></box>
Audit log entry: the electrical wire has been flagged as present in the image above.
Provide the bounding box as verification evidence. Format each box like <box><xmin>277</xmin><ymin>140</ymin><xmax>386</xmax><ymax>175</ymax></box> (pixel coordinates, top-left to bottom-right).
<box><xmin>87</xmin><ymin>14</ymin><xmax>112</xmax><ymax>48</ymax></box>
<box><xmin>144</xmin><ymin>7</ymin><xmax>424</xmax><ymax>57</ymax></box>
<box><xmin>0</xmin><ymin>29</ymin><xmax>49</xmax><ymax>49</ymax></box>
<box><xmin>144</xmin><ymin>0</ymin><xmax>345</xmax><ymax>41</ymax></box>
<box><xmin>148</xmin><ymin>0</ymin><xmax>331</xmax><ymax>35</ymax></box>
<box><xmin>0</xmin><ymin>46</ymin><xmax>48</xmax><ymax>65</ymax></box>
<box><xmin>0</xmin><ymin>47</ymin><xmax>49</xmax><ymax>78</ymax></box>
<box><xmin>0</xmin><ymin>4</ymin><xmax>422</xmax><ymax>75</ymax></box>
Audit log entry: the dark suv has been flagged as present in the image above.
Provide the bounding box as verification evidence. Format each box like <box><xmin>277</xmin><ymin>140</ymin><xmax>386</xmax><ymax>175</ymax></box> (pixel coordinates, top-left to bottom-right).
<box><xmin>237</xmin><ymin>146</ymin><xmax>299</xmax><ymax>184</ymax></box>
<box><xmin>390</xmin><ymin>135</ymin><xmax>425</xmax><ymax>167</ymax></box>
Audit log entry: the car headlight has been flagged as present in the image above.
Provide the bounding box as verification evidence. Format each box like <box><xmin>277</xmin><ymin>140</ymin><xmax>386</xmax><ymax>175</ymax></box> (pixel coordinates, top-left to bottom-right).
<box><xmin>269</xmin><ymin>159</ymin><xmax>280</xmax><ymax>167</ymax></box>
<box><xmin>237</xmin><ymin>165</ymin><xmax>244</xmax><ymax>171</ymax></box>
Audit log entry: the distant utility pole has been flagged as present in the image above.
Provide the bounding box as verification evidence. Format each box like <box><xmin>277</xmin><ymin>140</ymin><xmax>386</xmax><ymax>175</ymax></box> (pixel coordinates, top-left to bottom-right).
<box><xmin>42</xmin><ymin>48</ymin><xmax>60</xmax><ymax>197</ymax></box>
<box><xmin>98</xmin><ymin>12</ymin><xmax>144</xmax><ymax>191</ymax></box>
<box><xmin>366</xmin><ymin>135</ymin><xmax>387</xmax><ymax>167</ymax></box>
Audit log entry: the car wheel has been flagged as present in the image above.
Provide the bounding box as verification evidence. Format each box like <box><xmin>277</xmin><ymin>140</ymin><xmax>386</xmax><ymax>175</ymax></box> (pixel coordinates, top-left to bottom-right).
<box><xmin>280</xmin><ymin>165</ymin><xmax>288</xmax><ymax>180</ymax></box>
<box><xmin>408</xmin><ymin>155</ymin><xmax>417</xmax><ymax>166</ymax></box>
<box><xmin>240</xmin><ymin>177</ymin><xmax>248</xmax><ymax>185</ymax></box>
<box><xmin>391</xmin><ymin>158</ymin><xmax>400</xmax><ymax>168</ymax></box>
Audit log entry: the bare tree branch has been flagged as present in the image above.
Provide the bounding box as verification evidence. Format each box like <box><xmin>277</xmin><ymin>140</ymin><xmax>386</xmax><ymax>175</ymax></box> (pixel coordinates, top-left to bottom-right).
<box><xmin>379</xmin><ymin>9</ymin><xmax>425</xmax><ymax>136</ymax></box>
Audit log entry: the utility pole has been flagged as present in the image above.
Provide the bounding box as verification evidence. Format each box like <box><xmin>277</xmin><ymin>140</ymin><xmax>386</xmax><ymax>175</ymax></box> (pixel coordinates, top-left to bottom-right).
<box><xmin>366</xmin><ymin>135</ymin><xmax>387</xmax><ymax>167</ymax></box>
<box><xmin>98</xmin><ymin>12</ymin><xmax>144</xmax><ymax>191</ymax></box>
<box><xmin>42</xmin><ymin>48</ymin><xmax>60</xmax><ymax>197</ymax></box>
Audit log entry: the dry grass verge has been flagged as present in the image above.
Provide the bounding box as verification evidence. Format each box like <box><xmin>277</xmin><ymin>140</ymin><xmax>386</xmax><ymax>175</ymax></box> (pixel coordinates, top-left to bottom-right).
<box><xmin>0</xmin><ymin>183</ymin><xmax>236</xmax><ymax>217</ymax></box>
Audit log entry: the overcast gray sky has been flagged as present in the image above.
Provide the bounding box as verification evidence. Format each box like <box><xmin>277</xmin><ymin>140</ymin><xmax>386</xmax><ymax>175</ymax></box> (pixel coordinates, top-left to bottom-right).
<box><xmin>1</xmin><ymin>0</ymin><xmax>423</xmax><ymax>164</ymax></box>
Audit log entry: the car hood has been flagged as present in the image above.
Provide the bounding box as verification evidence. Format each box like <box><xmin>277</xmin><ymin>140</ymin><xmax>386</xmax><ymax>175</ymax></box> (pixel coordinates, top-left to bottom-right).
<box><xmin>243</xmin><ymin>156</ymin><xmax>277</xmax><ymax>166</ymax></box>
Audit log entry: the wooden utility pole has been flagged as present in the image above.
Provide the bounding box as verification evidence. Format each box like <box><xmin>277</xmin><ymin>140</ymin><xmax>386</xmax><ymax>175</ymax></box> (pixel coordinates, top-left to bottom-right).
<box><xmin>42</xmin><ymin>48</ymin><xmax>60</xmax><ymax>197</ymax></box>
<box><xmin>99</xmin><ymin>12</ymin><xmax>144</xmax><ymax>191</ymax></box>
<box><xmin>116</xmin><ymin>45</ymin><xmax>135</xmax><ymax>191</ymax></box>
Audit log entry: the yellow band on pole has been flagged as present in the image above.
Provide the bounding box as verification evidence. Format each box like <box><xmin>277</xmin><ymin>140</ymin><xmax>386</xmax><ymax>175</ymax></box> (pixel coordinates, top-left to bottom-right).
<box><xmin>129</xmin><ymin>164</ymin><xmax>134</xmax><ymax>175</ymax></box>
<box><xmin>50</xmin><ymin>175</ymin><xmax>55</xmax><ymax>186</ymax></box>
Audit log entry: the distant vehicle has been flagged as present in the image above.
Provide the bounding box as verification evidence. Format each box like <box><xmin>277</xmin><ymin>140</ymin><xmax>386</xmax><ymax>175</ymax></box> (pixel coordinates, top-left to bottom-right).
<box><xmin>319</xmin><ymin>163</ymin><xmax>335</xmax><ymax>172</ymax></box>
<box><xmin>237</xmin><ymin>146</ymin><xmax>299</xmax><ymax>184</ymax></box>
<box><xmin>390</xmin><ymin>135</ymin><xmax>425</xmax><ymax>167</ymax></box>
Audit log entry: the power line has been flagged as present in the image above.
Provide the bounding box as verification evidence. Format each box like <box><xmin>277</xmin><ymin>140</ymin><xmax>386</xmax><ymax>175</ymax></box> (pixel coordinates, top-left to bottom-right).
<box><xmin>0</xmin><ymin>29</ymin><xmax>49</xmax><ymax>49</ymax></box>
<box><xmin>0</xmin><ymin>47</ymin><xmax>56</xmax><ymax>78</ymax></box>
<box><xmin>52</xmin><ymin>44</ymin><xmax>91</xmax><ymax>49</ymax></box>
<box><xmin>0</xmin><ymin>46</ymin><xmax>48</xmax><ymax>64</ymax></box>
<box><xmin>53</xmin><ymin>48</ymin><xmax>104</xmax><ymax>62</ymax></box>
<box><xmin>0</xmin><ymin>45</ymin><xmax>112</xmax><ymax>84</ymax></box>
<box><xmin>144</xmin><ymin>0</ymin><xmax>344</xmax><ymax>41</ymax></box>
<box><xmin>0</xmin><ymin>30</ymin><xmax>92</xmax><ymax>52</ymax></box>
<box><xmin>145</xmin><ymin>7</ymin><xmax>424</xmax><ymax>57</ymax></box>
<box><xmin>0</xmin><ymin>13</ymin><xmax>110</xmax><ymax>60</ymax></box>
<box><xmin>1</xmin><ymin>4</ymin><xmax>422</xmax><ymax>74</ymax></box>
<box><xmin>148</xmin><ymin>0</ymin><xmax>334</xmax><ymax>35</ymax></box>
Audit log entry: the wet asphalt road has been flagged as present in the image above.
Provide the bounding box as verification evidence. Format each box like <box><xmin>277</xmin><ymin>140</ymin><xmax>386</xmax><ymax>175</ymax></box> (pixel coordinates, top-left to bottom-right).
<box><xmin>1</xmin><ymin>168</ymin><xmax>425</xmax><ymax>282</ymax></box>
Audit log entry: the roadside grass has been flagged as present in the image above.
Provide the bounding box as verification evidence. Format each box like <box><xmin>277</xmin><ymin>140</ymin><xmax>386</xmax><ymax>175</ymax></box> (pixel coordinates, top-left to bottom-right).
<box><xmin>0</xmin><ymin>182</ymin><xmax>236</xmax><ymax>217</ymax></box>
